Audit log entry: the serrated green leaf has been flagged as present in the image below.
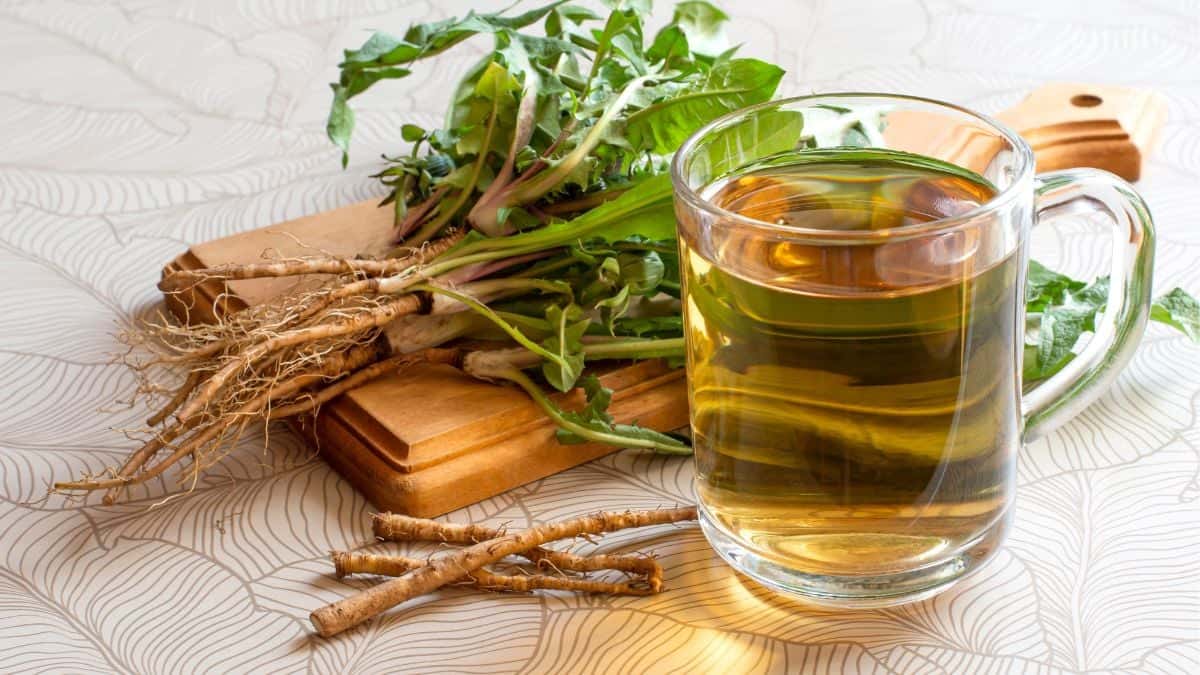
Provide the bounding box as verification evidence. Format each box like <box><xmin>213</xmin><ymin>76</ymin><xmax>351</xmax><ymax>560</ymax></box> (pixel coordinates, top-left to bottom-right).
<box><xmin>571</xmin><ymin>175</ymin><xmax>676</xmax><ymax>242</ymax></box>
<box><xmin>342</xmin><ymin>2</ymin><xmax>565</xmax><ymax>68</ymax></box>
<box><xmin>1151</xmin><ymin>287</ymin><xmax>1200</xmax><ymax>342</ymax></box>
<box><xmin>617</xmin><ymin>249</ymin><xmax>665</xmax><ymax>294</ymax></box>
<box><xmin>671</xmin><ymin>0</ymin><xmax>730</xmax><ymax>56</ymax></box>
<box><xmin>546</xmin><ymin>304</ymin><xmax>590</xmax><ymax>345</ymax></box>
<box><xmin>1065</xmin><ymin>276</ymin><xmax>1110</xmax><ymax>332</ymax></box>
<box><xmin>587</xmin><ymin>8</ymin><xmax>644</xmax><ymax>90</ymax></box>
<box><xmin>693</xmin><ymin>108</ymin><xmax>804</xmax><ymax>179</ymax></box>
<box><xmin>341</xmin><ymin>65</ymin><xmax>412</xmax><ymax>99</ymax></box>
<box><xmin>554</xmin><ymin>376</ymin><xmax>689</xmax><ymax>452</ymax></box>
<box><xmin>1025</xmin><ymin>274</ymin><xmax>1111</xmax><ymax>380</ymax></box>
<box><xmin>446</xmin><ymin>54</ymin><xmax>492</xmax><ymax>130</ymax></box>
<box><xmin>610</xmin><ymin>30</ymin><xmax>648</xmax><ymax>73</ymax></box>
<box><xmin>342</xmin><ymin>32</ymin><xmax>409</xmax><ymax>64</ymax></box>
<box><xmin>1020</xmin><ymin>271</ymin><xmax>1200</xmax><ymax>382</ymax></box>
<box><xmin>1026</xmin><ymin>259</ymin><xmax>1086</xmax><ymax>311</ymax></box>
<box><xmin>556</xmin><ymin>420</ymin><xmax>689</xmax><ymax>451</ymax></box>
<box><xmin>451</xmin><ymin>174</ymin><xmax>676</xmax><ymax>259</ymax></box>
<box><xmin>547</xmin><ymin>4</ymin><xmax>602</xmax><ymax>37</ymax></box>
<box><xmin>496</xmin><ymin>30</ymin><xmax>577</xmax><ymax>110</ymax></box>
<box><xmin>451</xmin><ymin>62</ymin><xmax>521</xmax><ymax>159</ymax></box>
<box><xmin>508</xmin><ymin>31</ymin><xmax>582</xmax><ymax>62</ymax></box>
<box><xmin>578</xmin><ymin>374</ymin><xmax>614</xmax><ymax>423</ymax></box>
<box><xmin>330</xmin><ymin>2</ymin><xmax>566</xmax><ymax>163</ymax></box>
<box><xmin>1034</xmin><ymin>307</ymin><xmax>1092</xmax><ymax>378</ymax></box>
<box><xmin>625</xmin><ymin>58</ymin><xmax>783</xmax><ymax>154</ymax></box>
<box><xmin>647</xmin><ymin>24</ymin><xmax>690</xmax><ymax>63</ymax></box>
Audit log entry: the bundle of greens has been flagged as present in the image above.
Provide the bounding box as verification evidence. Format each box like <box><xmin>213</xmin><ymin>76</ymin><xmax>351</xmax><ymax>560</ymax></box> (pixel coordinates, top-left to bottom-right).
<box><xmin>57</xmin><ymin>0</ymin><xmax>1198</xmax><ymax>502</ymax></box>
<box><xmin>328</xmin><ymin>0</ymin><xmax>780</xmax><ymax>241</ymax></box>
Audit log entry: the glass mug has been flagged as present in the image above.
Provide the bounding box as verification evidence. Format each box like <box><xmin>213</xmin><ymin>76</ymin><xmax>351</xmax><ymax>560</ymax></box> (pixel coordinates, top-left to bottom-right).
<box><xmin>670</xmin><ymin>94</ymin><xmax>1154</xmax><ymax>607</ymax></box>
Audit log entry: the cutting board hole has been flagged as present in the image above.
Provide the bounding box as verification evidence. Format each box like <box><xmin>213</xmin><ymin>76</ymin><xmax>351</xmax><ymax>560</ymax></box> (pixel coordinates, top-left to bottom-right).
<box><xmin>1071</xmin><ymin>94</ymin><xmax>1103</xmax><ymax>108</ymax></box>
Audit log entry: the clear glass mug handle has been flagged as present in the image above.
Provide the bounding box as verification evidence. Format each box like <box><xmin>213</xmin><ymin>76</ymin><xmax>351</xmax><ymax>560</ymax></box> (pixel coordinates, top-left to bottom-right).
<box><xmin>1022</xmin><ymin>169</ymin><xmax>1156</xmax><ymax>441</ymax></box>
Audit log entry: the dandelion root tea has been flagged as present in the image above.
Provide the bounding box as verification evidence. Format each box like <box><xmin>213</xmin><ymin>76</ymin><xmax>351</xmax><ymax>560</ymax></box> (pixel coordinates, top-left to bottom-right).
<box><xmin>680</xmin><ymin>149</ymin><xmax>1021</xmax><ymax>575</ymax></box>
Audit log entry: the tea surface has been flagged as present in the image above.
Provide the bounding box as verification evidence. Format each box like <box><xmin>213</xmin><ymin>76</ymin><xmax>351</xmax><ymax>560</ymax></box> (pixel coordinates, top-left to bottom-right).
<box><xmin>682</xmin><ymin>150</ymin><xmax>1021</xmax><ymax>574</ymax></box>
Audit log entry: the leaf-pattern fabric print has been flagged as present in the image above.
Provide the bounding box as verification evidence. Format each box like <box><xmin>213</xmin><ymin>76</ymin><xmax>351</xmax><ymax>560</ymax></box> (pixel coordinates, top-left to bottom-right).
<box><xmin>1008</xmin><ymin>444</ymin><xmax>1200</xmax><ymax>670</ymax></box>
<box><xmin>1</xmin><ymin>1</ymin><xmax>1199</xmax><ymax>674</ymax></box>
<box><xmin>521</xmin><ymin>610</ymin><xmax>891</xmax><ymax>674</ymax></box>
<box><xmin>91</xmin><ymin>460</ymin><xmax>372</xmax><ymax>580</ymax></box>
<box><xmin>0</xmin><ymin>505</ymin><xmax>308</xmax><ymax>674</ymax></box>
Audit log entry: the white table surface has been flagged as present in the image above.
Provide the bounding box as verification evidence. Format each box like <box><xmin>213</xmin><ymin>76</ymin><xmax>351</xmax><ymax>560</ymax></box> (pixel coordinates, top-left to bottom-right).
<box><xmin>1</xmin><ymin>1</ymin><xmax>1198</xmax><ymax>673</ymax></box>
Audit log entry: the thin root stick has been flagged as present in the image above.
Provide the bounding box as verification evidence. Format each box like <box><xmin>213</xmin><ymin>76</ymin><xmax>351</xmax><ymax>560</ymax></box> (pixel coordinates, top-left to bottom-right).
<box><xmin>330</xmin><ymin>551</ymin><xmax>655</xmax><ymax>596</ymax></box>
<box><xmin>158</xmin><ymin>233</ymin><xmax>461</xmax><ymax>293</ymax></box>
<box><xmin>58</xmin><ymin>343</ymin><xmax>387</xmax><ymax>494</ymax></box>
<box><xmin>57</xmin><ymin>408</ymin><xmax>246</xmax><ymax>493</ymax></box>
<box><xmin>372</xmin><ymin>513</ymin><xmax>658</xmax><ymax>576</ymax></box>
<box><xmin>71</xmin><ymin>232</ymin><xmax>466</xmax><ymax>503</ymax></box>
<box><xmin>146</xmin><ymin>370</ymin><xmax>202</xmax><ymax>427</ymax></box>
<box><xmin>176</xmin><ymin>294</ymin><xmax>422</xmax><ymax>423</ymax></box>
<box><xmin>100</xmin><ymin>416</ymin><xmax>203</xmax><ymax>505</ymax></box>
<box><xmin>153</xmin><ymin>232</ymin><xmax>463</xmax><ymax>365</ymax></box>
<box><xmin>310</xmin><ymin>507</ymin><xmax>697</xmax><ymax>637</ymax></box>
<box><xmin>372</xmin><ymin>514</ymin><xmax>505</xmax><ymax>544</ymax></box>
<box><xmin>265</xmin><ymin>348</ymin><xmax>464</xmax><ymax>419</ymax></box>
<box><xmin>160</xmin><ymin>258</ymin><xmax>401</xmax><ymax>292</ymax></box>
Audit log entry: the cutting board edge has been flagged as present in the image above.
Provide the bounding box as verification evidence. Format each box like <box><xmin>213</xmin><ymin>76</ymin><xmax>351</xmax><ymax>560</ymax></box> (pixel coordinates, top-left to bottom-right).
<box><xmin>335</xmin><ymin>362</ymin><xmax>688</xmax><ymax>475</ymax></box>
<box><xmin>301</xmin><ymin>377</ymin><xmax>689</xmax><ymax>517</ymax></box>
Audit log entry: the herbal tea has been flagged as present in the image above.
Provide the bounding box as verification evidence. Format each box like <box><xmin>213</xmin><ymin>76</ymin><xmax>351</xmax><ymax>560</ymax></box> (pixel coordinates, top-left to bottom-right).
<box><xmin>681</xmin><ymin>149</ymin><xmax>1022</xmax><ymax>575</ymax></box>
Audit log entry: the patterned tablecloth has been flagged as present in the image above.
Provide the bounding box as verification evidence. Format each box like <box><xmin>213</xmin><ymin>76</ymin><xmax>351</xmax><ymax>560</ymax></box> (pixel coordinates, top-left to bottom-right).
<box><xmin>2</xmin><ymin>1</ymin><xmax>1198</xmax><ymax>673</ymax></box>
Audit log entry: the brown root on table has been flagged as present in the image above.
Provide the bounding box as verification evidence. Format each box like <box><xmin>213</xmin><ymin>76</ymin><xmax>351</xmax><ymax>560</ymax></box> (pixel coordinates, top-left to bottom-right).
<box><xmin>311</xmin><ymin>506</ymin><xmax>698</xmax><ymax>638</ymax></box>
<box><xmin>331</xmin><ymin>550</ymin><xmax>659</xmax><ymax>596</ymax></box>
<box><xmin>372</xmin><ymin>512</ymin><xmax>661</xmax><ymax>577</ymax></box>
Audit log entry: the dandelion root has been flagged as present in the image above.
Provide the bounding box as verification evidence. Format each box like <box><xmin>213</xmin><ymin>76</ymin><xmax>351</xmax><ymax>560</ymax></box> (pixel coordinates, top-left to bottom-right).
<box><xmin>265</xmin><ymin>348</ymin><xmax>463</xmax><ymax>420</ymax></box>
<box><xmin>330</xmin><ymin>551</ymin><xmax>656</xmax><ymax>596</ymax></box>
<box><xmin>372</xmin><ymin>512</ymin><xmax>659</xmax><ymax>577</ymax></box>
<box><xmin>157</xmin><ymin>231</ymin><xmax>463</xmax><ymax>293</ymax></box>
<box><xmin>65</xmin><ymin>341</ymin><xmax>392</xmax><ymax>498</ymax></box>
<box><xmin>145</xmin><ymin>370</ymin><xmax>202</xmax><ymax>427</ymax></box>
<box><xmin>311</xmin><ymin>506</ymin><xmax>697</xmax><ymax>637</ymax></box>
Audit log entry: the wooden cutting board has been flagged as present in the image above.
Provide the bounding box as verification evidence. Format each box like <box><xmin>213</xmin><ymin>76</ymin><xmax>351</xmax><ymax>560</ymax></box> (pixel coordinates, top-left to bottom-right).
<box><xmin>164</xmin><ymin>83</ymin><xmax>1164</xmax><ymax>517</ymax></box>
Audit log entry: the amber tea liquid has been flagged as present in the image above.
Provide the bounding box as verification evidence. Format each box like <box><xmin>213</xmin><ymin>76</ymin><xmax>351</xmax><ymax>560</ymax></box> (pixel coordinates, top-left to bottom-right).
<box><xmin>681</xmin><ymin>149</ymin><xmax>1021</xmax><ymax>577</ymax></box>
